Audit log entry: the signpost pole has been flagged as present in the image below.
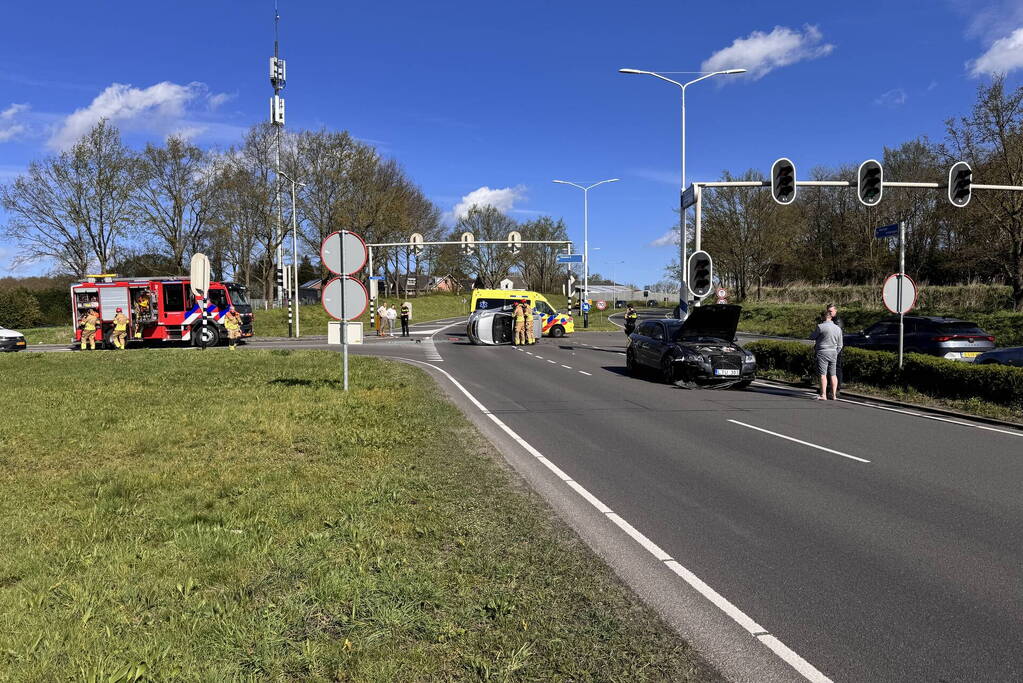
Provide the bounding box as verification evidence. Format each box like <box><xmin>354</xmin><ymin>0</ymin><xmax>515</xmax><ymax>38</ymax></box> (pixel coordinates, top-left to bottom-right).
<box><xmin>368</xmin><ymin>247</ymin><xmax>375</xmax><ymax>334</ymax></box>
<box><xmin>201</xmin><ymin>296</ymin><xmax>208</xmax><ymax>351</ymax></box>
<box><xmin>898</xmin><ymin>220</ymin><xmax>906</xmax><ymax>369</ymax></box>
<box><xmin>341</xmin><ymin>230</ymin><xmax>349</xmax><ymax>392</ymax></box>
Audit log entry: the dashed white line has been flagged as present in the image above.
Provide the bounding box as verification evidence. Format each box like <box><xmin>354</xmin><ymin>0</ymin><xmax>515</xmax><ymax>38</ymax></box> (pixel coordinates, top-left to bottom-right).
<box><xmin>728</xmin><ymin>419</ymin><xmax>870</xmax><ymax>463</ymax></box>
<box><xmin>561</xmin><ymin>364</ymin><xmax>572</xmax><ymax>369</ymax></box>
<box><xmin>547</xmin><ymin>359</ymin><xmax>556</xmax><ymax>364</ymax></box>
<box><xmin>395</xmin><ymin>357</ymin><xmax>832</xmax><ymax>683</ymax></box>
<box><xmin>579</xmin><ymin>371</ymin><xmax>592</xmax><ymax>376</ymax></box>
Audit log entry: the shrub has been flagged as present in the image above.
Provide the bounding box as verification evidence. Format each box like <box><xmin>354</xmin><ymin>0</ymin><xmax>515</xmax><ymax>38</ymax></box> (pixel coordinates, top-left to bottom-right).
<box><xmin>0</xmin><ymin>288</ymin><xmax>43</xmax><ymax>328</ymax></box>
<box><xmin>747</xmin><ymin>340</ymin><xmax>1023</xmax><ymax>409</ymax></box>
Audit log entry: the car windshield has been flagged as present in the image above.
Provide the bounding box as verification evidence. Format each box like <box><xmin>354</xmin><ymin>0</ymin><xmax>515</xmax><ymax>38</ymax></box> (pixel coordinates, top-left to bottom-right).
<box><xmin>475</xmin><ymin>298</ymin><xmax>516</xmax><ymax>312</ymax></box>
<box><xmin>227</xmin><ymin>285</ymin><xmax>252</xmax><ymax>312</ymax></box>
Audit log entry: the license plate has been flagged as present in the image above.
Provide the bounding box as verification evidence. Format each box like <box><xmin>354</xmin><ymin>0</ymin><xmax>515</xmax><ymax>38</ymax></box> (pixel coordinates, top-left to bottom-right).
<box><xmin>714</xmin><ymin>368</ymin><xmax>739</xmax><ymax>376</ymax></box>
<box><xmin>16</xmin><ymin>341</ymin><xmax>25</xmax><ymax>346</ymax></box>
<box><xmin>963</xmin><ymin>351</ymin><xmax>980</xmax><ymax>358</ymax></box>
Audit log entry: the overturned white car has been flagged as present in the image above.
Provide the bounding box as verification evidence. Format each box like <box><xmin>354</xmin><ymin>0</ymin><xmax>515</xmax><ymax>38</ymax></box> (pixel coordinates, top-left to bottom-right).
<box><xmin>466</xmin><ymin>309</ymin><xmax>543</xmax><ymax>345</ymax></box>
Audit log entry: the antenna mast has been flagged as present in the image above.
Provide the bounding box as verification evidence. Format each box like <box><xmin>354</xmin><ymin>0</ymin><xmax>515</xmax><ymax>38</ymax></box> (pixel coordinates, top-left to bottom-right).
<box><xmin>269</xmin><ymin>1</ymin><xmax>287</xmax><ymax>310</ymax></box>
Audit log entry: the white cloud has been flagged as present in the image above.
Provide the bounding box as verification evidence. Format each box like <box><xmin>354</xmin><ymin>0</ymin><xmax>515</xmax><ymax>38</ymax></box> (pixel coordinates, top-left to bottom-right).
<box><xmin>0</xmin><ymin>103</ymin><xmax>30</xmax><ymax>143</ymax></box>
<box><xmin>48</xmin><ymin>81</ymin><xmax>212</xmax><ymax>150</ymax></box>
<box><xmin>875</xmin><ymin>88</ymin><xmax>908</xmax><ymax>107</ymax></box>
<box><xmin>207</xmin><ymin>92</ymin><xmax>234</xmax><ymax>111</ymax></box>
<box><xmin>969</xmin><ymin>27</ymin><xmax>1023</xmax><ymax>76</ymax></box>
<box><xmin>649</xmin><ymin>230</ymin><xmax>679</xmax><ymax>248</ymax></box>
<box><xmin>452</xmin><ymin>185</ymin><xmax>526</xmax><ymax>220</ymax></box>
<box><xmin>701</xmin><ymin>25</ymin><xmax>834</xmax><ymax>81</ymax></box>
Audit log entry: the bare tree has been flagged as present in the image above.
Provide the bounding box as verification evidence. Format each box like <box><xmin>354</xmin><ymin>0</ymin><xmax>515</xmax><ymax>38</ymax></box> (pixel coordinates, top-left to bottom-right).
<box><xmin>518</xmin><ymin>216</ymin><xmax>569</xmax><ymax>293</ymax></box>
<box><xmin>455</xmin><ymin>205</ymin><xmax>518</xmax><ymax>288</ymax></box>
<box><xmin>1</xmin><ymin>120</ymin><xmax>136</xmax><ymax>275</ymax></box>
<box><xmin>134</xmin><ymin>136</ymin><xmax>214</xmax><ymax>269</ymax></box>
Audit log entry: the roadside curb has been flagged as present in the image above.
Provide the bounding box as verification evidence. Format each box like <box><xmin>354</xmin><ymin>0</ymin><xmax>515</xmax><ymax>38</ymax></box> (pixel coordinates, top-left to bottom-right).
<box><xmin>758</xmin><ymin>376</ymin><xmax>1023</xmax><ymax>431</ymax></box>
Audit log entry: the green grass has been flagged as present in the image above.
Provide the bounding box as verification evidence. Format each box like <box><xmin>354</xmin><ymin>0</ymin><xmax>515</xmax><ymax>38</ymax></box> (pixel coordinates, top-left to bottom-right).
<box><xmin>0</xmin><ymin>350</ymin><xmax>716</xmax><ymax>681</ymax></box>
<box><xmin>19</xmin><ymin>326</ymin><xmax>73</xmax><ymax>346</ymax></box>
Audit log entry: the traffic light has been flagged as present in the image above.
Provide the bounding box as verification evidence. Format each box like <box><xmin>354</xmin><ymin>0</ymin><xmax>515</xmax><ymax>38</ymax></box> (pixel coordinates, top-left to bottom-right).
<box><xmin>948</xmin><ymin>162</ymin><xmax>973</xmax><ymax>208</ymax></box>
<box><xmin>460</xmin><ymin>231</ymin><xmax>475</xmax><ymax>256</ymax></box>
<box><xmin>857</xmin><ymin>159</ymin><xmax>883</xmax><ymax>206</ymax></box>
<box><xmin>507</xmin><ymin>230</ymin><xmax>522</xmax><ymax>255</ymax></box>
<box><xmin>687</xmin><ymin>250</ymin><xmax>713</xmax><ymax>299</ymax></box>
<box><xmin>771</xmin><ymin>158</ymin><xmax>797</xmax><ymax>205</ymax></box>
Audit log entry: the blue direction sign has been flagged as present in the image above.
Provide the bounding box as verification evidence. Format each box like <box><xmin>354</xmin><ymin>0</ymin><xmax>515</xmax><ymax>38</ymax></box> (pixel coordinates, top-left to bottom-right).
<box><xmin>581</xmin><ymin>301</ymin><xmax>591</xmax><ymax>313</ymax></box>
<box><xmin>557</xmin><ymin>253</ymin><xmax>584</xmax><ymax>264</ymax></box>
<box><xmin>875</xmin><ymin>223</ymin><xmax>899</xmax><ymax>238</ymax></box>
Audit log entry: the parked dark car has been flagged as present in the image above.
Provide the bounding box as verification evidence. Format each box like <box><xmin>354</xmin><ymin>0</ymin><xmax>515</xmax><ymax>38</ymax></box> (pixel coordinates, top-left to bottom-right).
<box><xmin>626</xmin><ymin>304</ymin><xmax>756</xmax><ymax>387</ymax></box>
<box><xmin>975</xmin><ymin>346</ymin><xmax>1023</xmax><ymax>367</ymax></box>
<box><xmin>0</xmin><ymin>325</ymin><xmax>27</xmax><ymax>352</ymax></box>
<box><xmin>842</xmin><ymin>315</ymin><xmax>995</xmax><ymax>361</ymax></box>
<box><xmin>645</xmin><ymin>299</ymin><xmax>659</xmax><ymax>307</ymax></box>
<box><xmin>614</xmin><ymin>299</ymin><xmax>627</xmax><ymax>308</ymax></box>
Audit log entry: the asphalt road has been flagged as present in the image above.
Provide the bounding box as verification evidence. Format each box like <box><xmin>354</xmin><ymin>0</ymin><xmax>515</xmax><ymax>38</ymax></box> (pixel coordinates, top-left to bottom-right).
<box><xmin>353</xmin><ymin>319</ymin><xmax>1022</xmax><ymax>682</ymax></box>
<box><xmin>21</xmin><ymin>315</ymin><xmax>1023</xmax><ymax>681</ymax></box>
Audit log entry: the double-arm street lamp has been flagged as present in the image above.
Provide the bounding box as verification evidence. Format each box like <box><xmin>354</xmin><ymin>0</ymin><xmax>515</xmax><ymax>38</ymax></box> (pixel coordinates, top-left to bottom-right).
<box><xmin>618</xmin><ymin>67</ymin><xmax>745</xmax><ymax>309</ymax></box>
<box><xmin>278</xmin><ymin>169</ymin><xmax>306</xmax><ymax>337</ymax></box>
<box><xmin>552</xmin><ymin>178</ymin><xmax>619</xmax><ymax>328</ymax></box>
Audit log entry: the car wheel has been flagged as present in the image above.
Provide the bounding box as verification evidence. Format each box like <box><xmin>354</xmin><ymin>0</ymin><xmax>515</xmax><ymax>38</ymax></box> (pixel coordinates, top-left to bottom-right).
<box><xmin>626</xmin><ymin>349</ymin><xmax>637</xmax><ymax>375</ymax></box>
<box><xmin>660</xmin><ymin>354</ymin><xmax>676</xmax><ymax>384</ymax></box>
<box><xmin>193</xmin><ymin>323</ymin><xmax>221</xmax><ymax>347</ymax></box>
<box><xmin>103</xmin><ymin>329</ymin><xmax>116</xmax><ymax>350</ymax></box>
<box><xmin>550</xmin><ymin>325</ymin><xmax>565</xmax><ymax>338</ymax></box>
<box><xmin>733</xmin><ymin>380</ymin><xmax>752</xmax><ymax>390</ymax></box>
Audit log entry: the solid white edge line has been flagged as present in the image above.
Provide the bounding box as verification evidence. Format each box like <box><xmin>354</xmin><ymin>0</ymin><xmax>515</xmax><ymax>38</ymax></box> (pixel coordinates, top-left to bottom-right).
<box><xmin>394</xmin><ymin>356</ymin><xmax>832</xmax><ymax>683</ymax></box>
<box><xmin>728</xmin><ymin>419</ymin><xmax>870</xmax><ymax>463</ymax></box>
<box><xmin>753</xmin><ymin>379</ymin><xmax>1023</xmax><ymax>439</ymax></box>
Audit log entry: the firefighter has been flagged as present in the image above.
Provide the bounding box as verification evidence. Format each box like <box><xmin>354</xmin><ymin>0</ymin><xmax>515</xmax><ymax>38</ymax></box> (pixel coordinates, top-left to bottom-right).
<box><xmin>79</xmin><ymin>306</ymin><xmax>101</xmax><ymax>351</ymax></box>
<box><xmin>223</xmin><ymin>306</ymin><xmax>243</xmax><ymax>349</ymax></box>
<box><xmin>512</xmin><ymin>300</ymin><xmax>526</xmax><ymax>345</ymax></box>
<box><xmin>524</xmin><ymin>300</ymin><xmax>536</xmax><ymax>345</ymax></box>
<box><xmin>133</xmin><ymin>291</ymin><xmax>152</xmax><ymax>338</ymax></box>
<box><xmin>111</xmin><ymin>307</ymin><xmax>129</xmax><ymax>350</ymax></box>
<box><xmin>624</xmin><ymin>305</ymin><xmax>639</xmax><ymax>336</ymax></box>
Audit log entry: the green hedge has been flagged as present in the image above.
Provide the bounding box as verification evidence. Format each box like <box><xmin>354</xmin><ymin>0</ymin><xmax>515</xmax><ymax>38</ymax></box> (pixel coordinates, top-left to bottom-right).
<box><xmin>751</xmin><ymin>284</ymin><xmax>1014</xmax><ymax>313</ymax></box>
<box><xmin>748</xmin><ymin>340</ymin><xmax>1023</xmax><ymax>409</ymax></box>
<box><xmin>0</xmin><ymin>288</ymin><xmax>43</xmax><ymax>328</ymax></box>
<box><xmin>738</xmin><ymin>303</ymin><xmax>1023</xmax><ymax>347</ymax></box>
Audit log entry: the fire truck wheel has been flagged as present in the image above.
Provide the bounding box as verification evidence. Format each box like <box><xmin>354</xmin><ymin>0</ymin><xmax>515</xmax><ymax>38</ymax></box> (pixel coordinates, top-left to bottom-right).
<box><xmin>193</xmin><ymin>324</ymin><xmax>221</xmax><ymax>347</ymax></box>
<box><xmin>103</xmin><ymin>329</ymin><xmax>117</xmax><ymax>350</ymax></box>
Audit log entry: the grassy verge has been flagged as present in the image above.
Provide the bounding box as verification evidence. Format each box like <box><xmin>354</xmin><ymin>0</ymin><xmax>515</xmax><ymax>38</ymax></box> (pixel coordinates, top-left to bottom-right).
<box><xmin>18</xmin><ymin>326</ymin><xmax>73</xmax><ymax>346</ymax></box>
<box><xmin>757</xmin><ymin>367</ymin><xmax>1023</xmax><ymax>424</ymax></box>
<box><xmin>0</xmin><ymin>350</ymin><xmax>715</xmax><ymax>681</ymax></box>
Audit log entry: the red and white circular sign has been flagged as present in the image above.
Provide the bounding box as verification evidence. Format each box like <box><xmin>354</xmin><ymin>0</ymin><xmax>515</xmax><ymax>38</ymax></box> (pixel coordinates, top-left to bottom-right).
<box><xmin>716</xmin><ymin>288</ymin><xmax>727</xmax><ymax>299</ymax></box>
<box><xmin>321</xmin><ymin>231</ymin><xmax>368</xmax><ymax>276</ymax></box>
<box><xmin>595</xmin><ymin>300</ymin><xmax>607</xmax><ymax>311</ymax></box>
<box><xmin>321</xmin><ymin>276</ymin><xmax>369</xmax><ymax>321</ymax></box>
<box><xmin>882</xmin><ymin>273</ymin><xmax>918</xmax><ymax>315</ymax></box>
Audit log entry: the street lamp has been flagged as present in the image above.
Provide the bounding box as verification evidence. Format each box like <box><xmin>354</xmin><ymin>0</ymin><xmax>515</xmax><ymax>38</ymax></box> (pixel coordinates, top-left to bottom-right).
<box><xmin>618</xmin><ymin>67</ymin><xmax>745</xmax><ymax>311</ymax></box>
<box><xmin>552</xmin><ymin>178</ymin><xmax>619</xmax><ymax>328</ymax></box>
<box><xmin>278</xmin><ymin>170</ymin><xmax>306</xmax><ymax>337</ymax></box>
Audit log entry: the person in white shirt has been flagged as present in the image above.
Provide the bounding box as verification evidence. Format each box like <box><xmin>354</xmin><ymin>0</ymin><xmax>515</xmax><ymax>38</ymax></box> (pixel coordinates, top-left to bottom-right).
<box><xmin>376</xmin><ymin>302</ymin><xmax>388</xmax><ymax>336</ymax></box>
<box><xmin>385</xmin><ymin>304</ymin><xmax>398</xmax><ymax>337</ymax></box>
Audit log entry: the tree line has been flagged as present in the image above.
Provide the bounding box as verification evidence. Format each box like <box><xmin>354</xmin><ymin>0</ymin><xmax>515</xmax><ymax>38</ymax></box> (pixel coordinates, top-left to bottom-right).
<box><xmin>1</xmin><ymin>121</ymin><xmax>571</xmax><ymax>303</ymax></box>
<box><xmin>675</xmin><ymin>77</ymin><xmax>1023</xmax><ymax>310</ymax></box>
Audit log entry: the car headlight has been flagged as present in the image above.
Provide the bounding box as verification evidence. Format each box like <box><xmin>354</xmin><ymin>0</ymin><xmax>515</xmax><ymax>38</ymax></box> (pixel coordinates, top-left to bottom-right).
<box><xmin>743</xmin><ymin>351</ymin><xmax>756</xmax><ymax>363</ymax></box>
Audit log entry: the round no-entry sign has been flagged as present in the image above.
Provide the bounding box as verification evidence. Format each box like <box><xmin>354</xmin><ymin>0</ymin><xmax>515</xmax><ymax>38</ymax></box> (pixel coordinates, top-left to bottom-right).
<box><xmin>321</xmin><ymin>231</ymin><xmax>368</xmax><ymax>276</ymax></box>
<box><xmin>595</xmin><ymin>300</ymin><xmax>607</xmax><ymax>311</ymax></box>
<box><xmin>322</xmin><ymin>276</ymin><xmax>369</xmax><ymax>321</ymax></box>
<box><xmin>882</xmin><ymin>273</ymin><xmax>918</xmax><ymax>314</ymax></box>
<box><xmin>716</xmin><ymin>287</ymin><xmax>727</xmax><ymax>299</ymax></box>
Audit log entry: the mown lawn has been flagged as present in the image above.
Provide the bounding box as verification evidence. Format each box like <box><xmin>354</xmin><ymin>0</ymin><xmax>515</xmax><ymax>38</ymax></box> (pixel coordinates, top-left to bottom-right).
<box><xmin>0</xmin><ymin>350</ymin><xmax>716</xmax><ymax>681</ymax></box>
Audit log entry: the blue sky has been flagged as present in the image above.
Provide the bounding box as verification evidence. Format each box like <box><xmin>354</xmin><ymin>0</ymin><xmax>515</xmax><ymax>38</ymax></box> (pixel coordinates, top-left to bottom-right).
<box><xmin>3</xmin><ymin>0</ymin><xmax>1022</xmax><ymax>287</ymax></box>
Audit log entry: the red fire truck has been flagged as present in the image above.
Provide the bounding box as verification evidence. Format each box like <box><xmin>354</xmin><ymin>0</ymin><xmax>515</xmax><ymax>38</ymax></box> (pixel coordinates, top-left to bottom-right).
<box><xmin>70</xmin><ymin>275</ymin><xmax>254</xmax><ymax>349</ymax></box>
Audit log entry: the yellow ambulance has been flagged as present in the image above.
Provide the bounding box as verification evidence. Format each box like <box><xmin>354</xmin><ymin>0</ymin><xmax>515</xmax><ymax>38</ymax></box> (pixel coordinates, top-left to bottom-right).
<box><xmin>469</xmin><ymin>289</ymin><xmax>575</xmax><ymax>337</ymax></box>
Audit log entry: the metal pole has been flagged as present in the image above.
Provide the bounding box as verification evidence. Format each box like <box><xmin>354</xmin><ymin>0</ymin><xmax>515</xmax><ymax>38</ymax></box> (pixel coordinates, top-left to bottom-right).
<box><xmin>368</xmin><ymin>246</ymin><xmax>375</xmax><ymax>332</ymax></box>
<box><xmin>583</xmin><ymin>187</ymin><xmax>589</xmax><ymax>328</ymax></box>
<box><xmin>341</xmin><ymin>230</ymin><xmax>349</xmax><ymax>391</ymax></box>
<box><xmin>292</xmin><ymin>178</ymin><xmax>299</xmax><ymax>337</ymax></box>
<box><xmin>679</xmin><ymin>86</ymin><xmax>688</xmax><ymax>310</ymax></box>
<box><xmin>201</xmin><ymin>295</ymin><xmax>208</xmax><ymax>351</ymax></box>
<box><xmin>898</xmin><ymin>220</ymin><xmax>905</xmax><ymax>370</ymax></box>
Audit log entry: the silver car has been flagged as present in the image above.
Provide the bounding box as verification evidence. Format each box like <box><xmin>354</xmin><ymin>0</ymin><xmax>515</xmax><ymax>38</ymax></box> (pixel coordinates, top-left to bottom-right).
<box><xmin>0</xmin><ymin>325</ymin><xmax>27</xmax><ymax>352</ymax></box>
<box><xmin>466</xmin><ymin>309</ymin><xmax>543</xmax><ymax>345</ymax></box>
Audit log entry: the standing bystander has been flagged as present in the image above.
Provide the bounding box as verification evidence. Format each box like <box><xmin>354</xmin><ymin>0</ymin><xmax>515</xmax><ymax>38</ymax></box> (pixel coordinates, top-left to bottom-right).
<box><xmin>400</xmin><ymin>301</ymin><xmax>411</xmax><ymax>337</ymax></box>
<box><xmin>385</xmin><ymin>304</ymin><xmax>397</xmax><ymax>337</ymax></box>
<box><xmin>810</xmin><ymin>307</ymin><xmax>843</xmax><ymax>400</ymax></box>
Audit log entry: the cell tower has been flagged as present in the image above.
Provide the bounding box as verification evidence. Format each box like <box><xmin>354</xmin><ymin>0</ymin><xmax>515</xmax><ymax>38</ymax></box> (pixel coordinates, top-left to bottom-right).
<box><xmin>270</xmin><ymin>1</ymin><xmax>286</xmax><ymax>306</ymax></box>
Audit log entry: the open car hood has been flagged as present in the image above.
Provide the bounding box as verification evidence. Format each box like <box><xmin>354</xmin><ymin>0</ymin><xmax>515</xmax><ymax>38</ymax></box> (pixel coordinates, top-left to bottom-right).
<box><xmin>676</xmin><ymin>304</ymin><xmax>741</xmax><ymax>342</ymax></box>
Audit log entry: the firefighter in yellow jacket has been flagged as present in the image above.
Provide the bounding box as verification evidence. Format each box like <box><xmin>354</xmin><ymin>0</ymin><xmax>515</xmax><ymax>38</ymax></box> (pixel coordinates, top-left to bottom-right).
<box><xmin>512</xmin><ymin>301</ymin><xmax>526</xmax><ymax>345</ymax></box>
<box><xmin>111</xmin><ymin>307</ymin><xmax>129</xmax><ymax>350</ymax></box>
<box><xmin>523</xmin><ymin>301</ymin><xmax>536</xmax><ymax>345</ymax></box>
<box><xmin>223</xmin><ymin>306</ymin><xmax>243</xmax><ymax>349</ymax></box>
<box><xmin>79</xmin><ymin>307</ymin><xmax>101</xmax><ymax>351</ymax></box>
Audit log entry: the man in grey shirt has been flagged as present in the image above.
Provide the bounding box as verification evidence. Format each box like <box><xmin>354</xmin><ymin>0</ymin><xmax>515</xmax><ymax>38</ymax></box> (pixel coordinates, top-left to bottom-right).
<box><xmin>810</xmin><ymin>310</ymin><xmax>843</xmax><ymax>400</ymax></box>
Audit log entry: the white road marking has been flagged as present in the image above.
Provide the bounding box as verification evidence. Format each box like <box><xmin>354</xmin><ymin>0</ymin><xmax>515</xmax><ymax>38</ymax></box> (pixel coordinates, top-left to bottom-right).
<box><xmin>561</xmin><ymin>364</ymin><xmax>572</xmax><ymax>369</ymax></box>
<box><xmin>526</xmin><ymin>351</ymin><xmax>534</xmax><ymax>356</ymax></box>
<box><xmin>579</xmin><ymin>371</ymin><xmax>592</xmax><ymax>376</ymax></box>
<box><xmin>395</xmin><ymin>357</ymin><xmax>832</xmax><ymax>683</ymax></box>
<box><xmin>547</xmin><ymin>359</ymin><xmax>556</xmax><ymax>364</ymax></box>
<box><xmin>535</xmin><ymin>355</ymin><xmax>544</xmax><ymax>359</ymax></box>
<box><xmin>728</xmin><ymin>420</ymin><xmax>870</xmax><ymax>463</ymax></box>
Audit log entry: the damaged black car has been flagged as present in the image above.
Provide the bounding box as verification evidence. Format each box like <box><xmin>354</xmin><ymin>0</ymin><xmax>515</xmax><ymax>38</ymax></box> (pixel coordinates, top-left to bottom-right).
<box><xmin>625</xmin><ymin>304</ymin><xmax>756</xmax><ymax>388</ymax></box>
